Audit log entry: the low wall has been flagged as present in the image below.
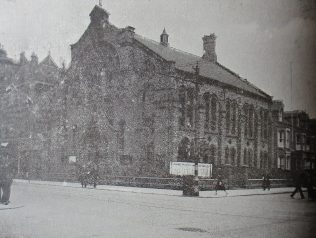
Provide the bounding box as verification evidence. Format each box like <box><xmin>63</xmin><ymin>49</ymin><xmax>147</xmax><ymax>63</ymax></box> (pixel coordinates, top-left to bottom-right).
<box><xmin>17</xmin><ymin>173</ymin><xmax>292</xmax><ymax>190</ymax></box>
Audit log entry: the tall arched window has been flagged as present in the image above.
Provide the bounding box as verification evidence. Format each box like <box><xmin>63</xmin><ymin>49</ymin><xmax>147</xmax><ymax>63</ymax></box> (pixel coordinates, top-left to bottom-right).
<box><xmin>226</xmin><ymin>100</ymin><xmax>231</xmax><ymax>134</ymax></box>
<box><xmin>249</xmin><ymin>107</ymin><xmax>254</xmax><ymax>138</ymax></box>
<box><xmin>210</xmin><ymin>96</ymin><xmax>217</xmax><ymax>130</ymax></box>
<box><xmin>244</xmin><ymin>148</ymin><xmax>248</xmax><ymax>165</ymax></box>
<box><xmin>225</xmin><ymin>146</ymin><xmax>229</xmax><ymax>164</ymax></box>
<box><xmin>248</xmin><ymin>149</ymin><xmax>252</xmax><ymax>167</ymax></box>
<box><xmin>179</xmin><ymin>86</ymin><xmax>186</xmax><ymax>127</ymax></box>
<box><xmin>230</xmin><ymin>147</ymin><xmax>236</xmax><ymax>166</ymax></box>
<box><xmin>187</xmin><ymin>88</ymin><xmax>194</xmax><ymax>128</ymax></box>
<box><xmin>231</xmin><ymin>102</ymin><xmax>237</xmax><ymax>135</ymax></box>
<box><xmin>204</xmin><ymin>93</ymin><xmax>210</xmax><ymax>130</ymax></box>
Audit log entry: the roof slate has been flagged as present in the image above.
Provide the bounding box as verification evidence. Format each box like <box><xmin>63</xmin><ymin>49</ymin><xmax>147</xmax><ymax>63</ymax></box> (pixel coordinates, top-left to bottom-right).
<box><xmin>134</xmin><ymin>34</ymin><xmax>270</xmax><ymax>99</ymax></box>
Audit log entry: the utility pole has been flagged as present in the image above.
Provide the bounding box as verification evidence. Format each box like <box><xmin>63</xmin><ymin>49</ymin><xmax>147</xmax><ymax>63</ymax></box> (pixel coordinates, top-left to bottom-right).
<box><xmin>193</xmin><ymin>62</ymin><xmax>200</xmax><ymax>196</ymax></box>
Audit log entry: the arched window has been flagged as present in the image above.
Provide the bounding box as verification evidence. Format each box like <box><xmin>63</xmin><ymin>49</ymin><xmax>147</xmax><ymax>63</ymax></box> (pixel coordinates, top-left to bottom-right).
<box><xmin>230</xmin><ymin>147</ymin><xmax>236</xmax><ymax>166</ymax></box>
<box><xmin>226</xmin><ymin>100</ymin><xmax>231</xmax><ymax>134</ymax></box>
<box><xmin>249</xmin><ymin>107</ymin><xmax>254</xmax><ymax>138</ymax></box>
<box><xmin>179</xmin><ymin>86</ymin><xmax>186</xmax><ymax>127</ymax></box>
<box><xmin>203</xmin><ymin>93</ymin><xmax>210</xmax><ymax>130</ymax></box>
<box><xmin>244</xmin><ymin>106</ymin><xmax>248</xmax><ymax>137</ymax></box>
<box><xmin>187</xmin><ymin>88</ymin><xmax>194</xmax><ymax>128</ymax></box>
<box><xmin>231</xmin><ymin>102</ymin><xmax>237</xmax><ymax>135</ymax></box>
<box><xmin>225</xmin><ymin>146</ymin><xmax>229</xmax><ymax>164</ymax></box>
<box><xmin>248</xmin><ymin>149</ymin><xmax>252</xmax><ymax>167</ymax></box>
<box><xmin>210</xmin><ymin>96</ymin><xmax>217</xmax><ymax>130</ymax></box>
<box><xmin>244</xmin><ymin>148</ymin><xmax>248</xmax><ymax>165</ymax></box>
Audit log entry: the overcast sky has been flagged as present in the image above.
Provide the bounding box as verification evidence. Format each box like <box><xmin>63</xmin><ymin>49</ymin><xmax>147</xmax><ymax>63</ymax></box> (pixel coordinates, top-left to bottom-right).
<box><xmin>0</xmin><ymin>0</ymin><xmax>315</xmax><ymax>117</ymax></box>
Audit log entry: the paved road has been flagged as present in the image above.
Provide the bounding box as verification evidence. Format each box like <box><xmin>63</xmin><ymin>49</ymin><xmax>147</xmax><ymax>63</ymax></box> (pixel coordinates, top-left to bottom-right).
<box><xmin>1</xmin><ymin>182</ymin><xmax>315</xmax><ymax>238</ymax></box>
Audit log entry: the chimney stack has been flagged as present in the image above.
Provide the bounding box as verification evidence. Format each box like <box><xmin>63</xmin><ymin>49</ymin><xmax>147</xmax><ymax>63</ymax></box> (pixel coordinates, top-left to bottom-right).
<box><xmin>31</xmin><ymin>52</ymin><xmax>38</xmax><ymax>65</ymax></box>
<box><xmin>202</xmin><ymin>33</ymin><xmax>217</xmax><ymax>62</ymax></box>
<box><xmin>19</xmin><ymin>52</ymin><xmax>28</xmax><ymax>65</ymax></box>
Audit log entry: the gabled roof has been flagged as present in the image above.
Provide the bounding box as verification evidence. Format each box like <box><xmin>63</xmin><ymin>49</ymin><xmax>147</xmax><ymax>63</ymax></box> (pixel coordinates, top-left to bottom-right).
<box><xmin>134</xmin><ymin>34</ymin><xmax>270</xmax><ymax>99</ymax></box>
<box><xmin>40</xmin><ymin>54</ymin><xmax>58</xmax><ymax>68</ymax></box>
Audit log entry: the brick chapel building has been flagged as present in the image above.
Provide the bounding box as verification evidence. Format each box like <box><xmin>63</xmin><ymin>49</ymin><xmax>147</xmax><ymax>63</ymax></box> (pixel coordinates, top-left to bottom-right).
<box><xmin>62</xmin><ymin>5</ymin><xmax>274</xmax><ymax>179</ymax></box>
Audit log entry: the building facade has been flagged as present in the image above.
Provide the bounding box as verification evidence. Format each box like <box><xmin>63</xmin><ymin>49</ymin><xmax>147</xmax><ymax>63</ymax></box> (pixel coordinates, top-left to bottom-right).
<box><xmin>0</xmin><ymin>45</ymin><xmax>63</xmax><ymax>179</ymax></box>
<box><xmin>61</xmin><ymin>5</ymin><xmax>275</xmax><ymax>180</ymax></box>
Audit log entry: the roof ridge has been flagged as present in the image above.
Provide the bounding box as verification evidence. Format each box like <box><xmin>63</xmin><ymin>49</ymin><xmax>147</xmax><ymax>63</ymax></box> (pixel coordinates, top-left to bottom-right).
<box><xmin>135</xmin><ymin>34</ymin><xmax>201</xmax><ymax>60</ymax></box>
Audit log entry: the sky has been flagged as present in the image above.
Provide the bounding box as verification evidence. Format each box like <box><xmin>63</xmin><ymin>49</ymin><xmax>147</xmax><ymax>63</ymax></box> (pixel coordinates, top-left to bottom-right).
<box><xmin>0</xmin><ymin>0</ymin><xmax>315</xmax><ymax>117</ymax></box>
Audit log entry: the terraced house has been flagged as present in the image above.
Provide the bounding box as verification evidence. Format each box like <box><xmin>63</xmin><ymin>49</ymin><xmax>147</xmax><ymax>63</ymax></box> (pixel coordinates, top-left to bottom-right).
<box><xmin>62</xmin><ymin>5</ymin><xmax>275</xmax><ymax>180</ymax></box>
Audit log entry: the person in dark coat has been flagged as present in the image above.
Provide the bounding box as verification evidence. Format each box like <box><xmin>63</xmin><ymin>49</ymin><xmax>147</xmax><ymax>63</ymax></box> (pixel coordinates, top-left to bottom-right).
<box><xmin>215</xmin><ymin>175</ymin><xmax>228</xmax><ymax>196</ymax></box>
<box><xmin>262</xmin><ymin>174</ymin><xmax>271</xmax><ymax>191</ymax></box>
<box><xmin>291</xmin><ymin>172</ymin><xmax>305</xmax><ymax>199</ymax></box>
<box><xmin>0</xmin><ymin>155</ymin><xmax>15</xmax><ymax>205</ymax></box>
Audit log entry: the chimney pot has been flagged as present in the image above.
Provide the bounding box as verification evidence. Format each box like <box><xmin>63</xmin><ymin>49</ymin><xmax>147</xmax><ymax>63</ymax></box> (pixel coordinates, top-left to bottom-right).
<box><xmin>202</xmin><ymin>33</ymin><xmax>217</xmax><ymax>62</ymax></box>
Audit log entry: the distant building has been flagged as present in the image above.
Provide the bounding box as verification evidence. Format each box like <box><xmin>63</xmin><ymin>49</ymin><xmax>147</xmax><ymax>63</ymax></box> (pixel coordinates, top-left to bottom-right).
<box><xmin>284</xmin><ymin>111</ymin><xmax>315</xmax><ymax>171</ymax></box>
<box><xmin>0</xmin><ymin>46</ymin><xmax>63</xmax><ymax>178</ymax></box>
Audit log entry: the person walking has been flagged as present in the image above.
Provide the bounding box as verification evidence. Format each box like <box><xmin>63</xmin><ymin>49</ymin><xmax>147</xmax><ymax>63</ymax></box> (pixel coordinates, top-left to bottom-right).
<box><xmin>262</xmin><ymin>174</ymin><xmax>271</xmax><ymax>191</ymax></box>
<box><xmin>291</xmin><ymin>172</ymin><xmax>305</xmax><ymax>199</ymax></box>
<box><xmin>215</xmin><ymin>175</ymin><xmax>228</xmax><ymax>196</ymax></box>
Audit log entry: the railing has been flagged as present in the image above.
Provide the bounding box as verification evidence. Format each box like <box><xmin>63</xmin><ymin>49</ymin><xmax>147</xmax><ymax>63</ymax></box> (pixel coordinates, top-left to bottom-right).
<box><xmin>17</xmin><ymin>173</ymin><xmax>293</xmax><ymax>190</ymax></box>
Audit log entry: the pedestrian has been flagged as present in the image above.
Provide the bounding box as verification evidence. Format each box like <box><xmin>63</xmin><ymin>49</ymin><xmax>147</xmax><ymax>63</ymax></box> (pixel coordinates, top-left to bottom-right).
<box><xmin>215</xmin><ymin>175</ymin><xmax>228</xmax><ymax>196</ymax></box>
<box><xmin>262</xmin><ymin>174</ymin><xmax>271</xmax><ymax>191</ymax></box>
<box><xmin>0</xmin><ymin>155</ymin><xmax>15</xmax><ymax>205</ymax></box>
<box><xmin>291</xmin><ymin>172</ymin><xmax>305</xmax><ymax>199</ymax></box>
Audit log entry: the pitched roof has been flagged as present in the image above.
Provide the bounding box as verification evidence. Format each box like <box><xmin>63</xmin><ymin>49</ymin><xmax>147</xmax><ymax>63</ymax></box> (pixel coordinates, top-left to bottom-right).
<box><xmin>134</xmin><ymin>34</ymin><xmax>270</xmax><ymax>99</ymax></box>
<box><xmin>40</xmin><ymin>54</ymin><xmax>58</xmax><ymax>68</ymax></box>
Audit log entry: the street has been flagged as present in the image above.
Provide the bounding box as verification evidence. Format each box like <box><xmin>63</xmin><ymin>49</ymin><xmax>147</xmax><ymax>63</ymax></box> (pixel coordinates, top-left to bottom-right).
<box><xmin>1</xmin><ymin>182</ymin><xmax>316</xmax><ymax>238</ymax></box>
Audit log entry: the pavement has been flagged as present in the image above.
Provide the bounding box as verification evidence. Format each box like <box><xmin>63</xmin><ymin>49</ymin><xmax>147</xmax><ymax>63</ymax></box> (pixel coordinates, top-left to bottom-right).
<box><xmin>1</xmin><ymin>181</ymin><xmax>315</xmax><ymax>238</ymax></box>
<box><xmin>13</xmin><ymin>179</ymin><xmax>296</xmax><ymax>198</ymax></box>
